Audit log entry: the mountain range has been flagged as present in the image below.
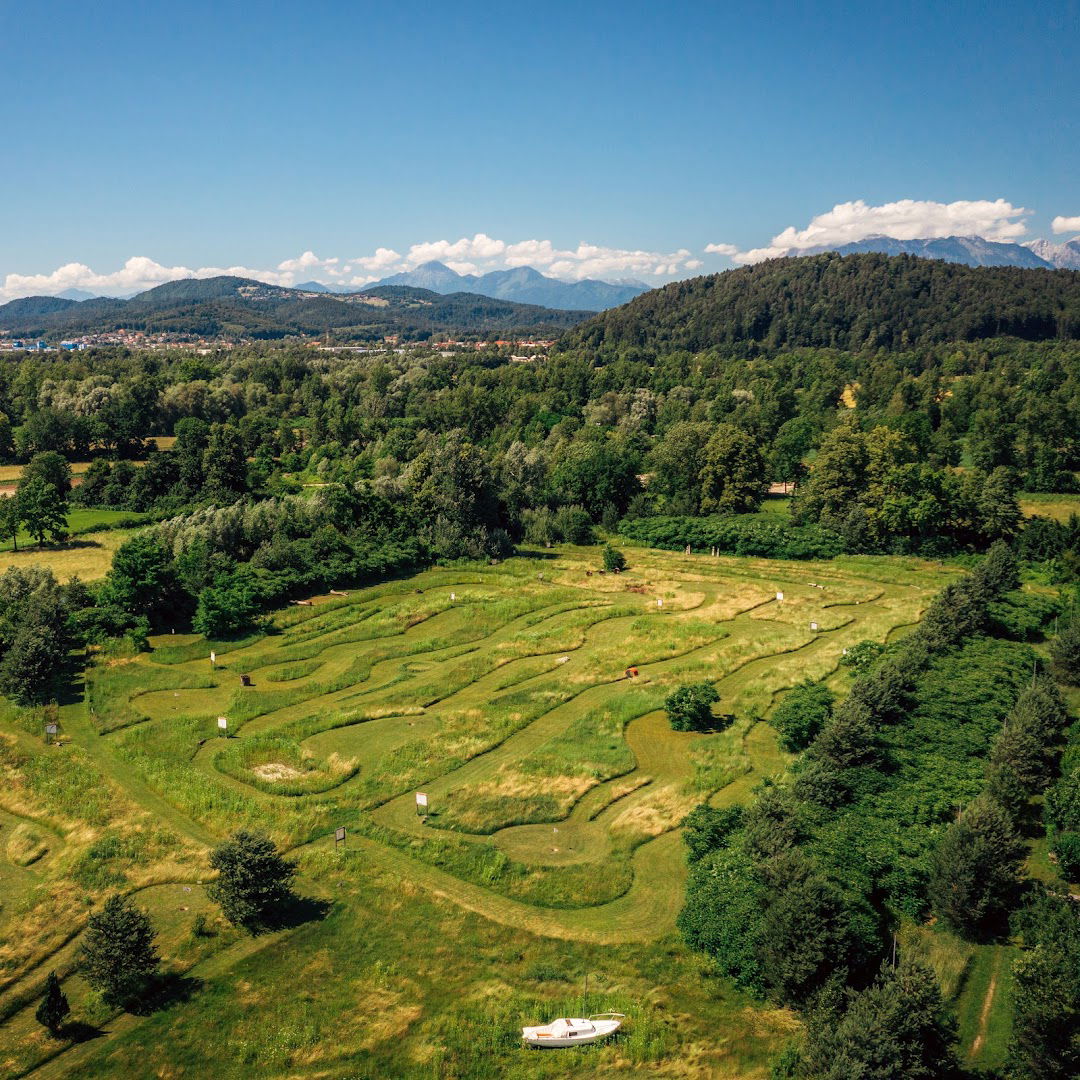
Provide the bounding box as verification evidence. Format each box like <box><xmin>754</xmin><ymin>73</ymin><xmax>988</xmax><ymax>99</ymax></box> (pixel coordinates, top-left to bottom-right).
<box><xmin>1023</xmin><ymin>237</ymin><xmax>1080</xmax><ymax>270</ymax></box>
<box><xmin>788</xmin><ymin>233</ymin><xmax>1080</xmax><ymax>270</ymax></box>
<box><xmin>299</xmin><ymin>262</ymin><xmax>648</xmax><ymax>310</ymax></box>
<box><xmin>0</xmin><ymin>277</ymin><xmax>592</xmax><ymax>341</ymax></box>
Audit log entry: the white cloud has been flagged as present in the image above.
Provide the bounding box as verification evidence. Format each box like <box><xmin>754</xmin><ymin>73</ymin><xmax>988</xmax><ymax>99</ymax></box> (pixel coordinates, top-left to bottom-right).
<box><xmin>730</xmin><ymin>198</ymin><xmax>1032</xmax><ymax>264</ymax></box>
<box><xmin>276</xmin><ymin>250</ymin><xmax>338</xmax><ymax>274</ymax></box>
<box><xmin>704</xmin><ymin>242</ymin><xmax>738</xmax><ymax>257</ymax></box>
<box><xmin>404</xmin><ymin>233</ymin><xmax>506</xmax><ymax>266</ymax></box>
<box><xmin>1052</xmin><ymin>215</ymin><xmax>1080</xmax><ymax>234</ymax></box>
<box><xmin>0</xmin><ymin>255</ymin><xmax>295</xmax><ymax>301</ymax></box>
<box><xmin>0</xmin><ymin>236</ymin><xmax>706</xmax><ymax>301</ymax></box>
<box><xmin>352</xmin><ymin>247</ymin><xmax>403</xmax><ymax>273</ymax></box>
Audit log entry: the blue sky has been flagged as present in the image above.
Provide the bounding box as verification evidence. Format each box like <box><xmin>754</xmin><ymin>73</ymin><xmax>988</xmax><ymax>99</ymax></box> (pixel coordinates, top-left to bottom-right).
<box><xmin>1</xmin><ymin>0</ymin><xmax>1077</xmax><ymax>297</ymax></box>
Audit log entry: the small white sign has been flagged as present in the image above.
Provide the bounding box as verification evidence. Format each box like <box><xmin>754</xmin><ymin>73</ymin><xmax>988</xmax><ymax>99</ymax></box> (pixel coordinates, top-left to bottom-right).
<box><xmin>776</xmin><ymin>591</ymin><xmax>784</xmax><ymax>602</ymax></box>
<box><xmin>810</xmin><ymin>621</ymin><xmax>819</xmax><ymax>631</ymax></box>
<box><xmin>217</xmin><ymin>716</ymin><xmax>228</xmax><ymax>731</ymax></box>
<box><xmin>657</xmin><ymin>598</ymin><xmax>663</xmax><ymax>608</ymax></box>
<box><xmin>210</xmin><ymin>651</ymin><xmax>216</xmax><ymax>665</ymax></box>
<box><xmin>45</xmin><ymin>723</ymin><xmax>58</xmax><ymax>735</ymax></box>
<box><xmin>449</xmin><ymin>592</ymin><xmax>456</xmax><ymax>601</ymax></box>
<box><xmin>416</xmin><ymin>792</ymin><xmax>429</xmax><ymax>809</ymax></box>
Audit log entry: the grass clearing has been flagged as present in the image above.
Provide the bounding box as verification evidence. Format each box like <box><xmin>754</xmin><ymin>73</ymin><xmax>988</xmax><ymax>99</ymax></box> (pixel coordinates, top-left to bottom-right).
<box><xmin>1018</xmin><ymin>491</ymin><xmax>1080</xmax><ymax>522</ymax></box>
<box><xmin>0</xmin><ymin>525</ymin><xmax>146</xmax><ymax>580</ymax></box>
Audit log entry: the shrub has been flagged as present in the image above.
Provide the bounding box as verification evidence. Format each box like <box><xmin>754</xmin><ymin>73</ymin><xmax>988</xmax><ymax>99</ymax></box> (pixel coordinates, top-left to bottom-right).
<box><xmin>771</xmin><ymin>681</ymin><xmax>834</xmax><ymax>752</ymax></box>
<box><xmin>602</xmin><ymin>544</ymin><xmax>627</xmax><ymax>572</ymax></box>
<box><xmin>666</xmin><ymin>682</ymin><xmax>720</xmax><ymax>732</ymax></box>
<box><xmin>1052</xmin><ymin>832</ymin><xmax>1080</xmax><ymax>881</ymax></box>
<box><xmin>208</xmin><ymin>829</ymin><xmax>297</xmax><ymax>933</ymax></box>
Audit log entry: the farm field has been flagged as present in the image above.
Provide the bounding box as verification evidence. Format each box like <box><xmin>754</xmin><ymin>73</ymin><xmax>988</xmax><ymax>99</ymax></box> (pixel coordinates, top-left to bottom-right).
<box><xmin>0</xmin><ymin>545</ymin><xmax>957</xmax><ymax>1077</ymax></box>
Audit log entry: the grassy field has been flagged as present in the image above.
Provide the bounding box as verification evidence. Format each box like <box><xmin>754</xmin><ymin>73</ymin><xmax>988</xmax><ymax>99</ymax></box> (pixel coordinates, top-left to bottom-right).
<box><xmin>0</xmin><ymin>544</ymin><xmax>958</xmax><ymax>1077</ymax></box>
<box><xmin>0</xmin><ymin>510</ymin><xmax>148</xmax><ymax>580</ymax></box>
<box><xmin>1018</xmin><ymin>491</ymin><xmax>1080</xmax><ymax>522</ymax></box>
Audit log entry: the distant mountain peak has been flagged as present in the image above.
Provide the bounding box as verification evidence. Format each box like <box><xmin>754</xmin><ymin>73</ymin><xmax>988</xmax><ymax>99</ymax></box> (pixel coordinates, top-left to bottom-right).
<box><xmin>797</xmin><ymin>234</ymin><xmax>1053</xmax><ymax>269</ymax></box>
<box><xmin>1023</xmin><ymin>236</ymin><xmax>1080</xmax><ymax>270</ymax></box>
<box><xmin>362</xmin><ymin>263</ymin><xmax>647</xmax><ymax>310</ymax></box>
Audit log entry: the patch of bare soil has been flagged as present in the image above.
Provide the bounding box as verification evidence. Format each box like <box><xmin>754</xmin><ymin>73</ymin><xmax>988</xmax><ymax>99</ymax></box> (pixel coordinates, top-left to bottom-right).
<box><xmin>251</xmin><ymin>762</ymin><xmax>304</xmax><ymax>782</ymax></box>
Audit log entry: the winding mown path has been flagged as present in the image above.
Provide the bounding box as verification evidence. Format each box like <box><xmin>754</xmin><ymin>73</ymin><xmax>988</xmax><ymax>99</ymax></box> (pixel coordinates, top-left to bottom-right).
<box><xmin>81</xmin><ymin>551</ymin><xmax>940</xmax><ymax>940</ymax></box>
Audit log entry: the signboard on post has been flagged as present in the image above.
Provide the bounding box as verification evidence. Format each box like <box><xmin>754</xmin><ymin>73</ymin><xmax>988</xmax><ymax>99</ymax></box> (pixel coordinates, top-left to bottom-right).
<box><xmin>810</xmin><ymin>621</ymin><xmax>819</xmax><ymax>631</ymax></box>
<box><xmin>776</xmin><ymin>591</ymin><xmax>784</xmax><ymax>602</ymax></box>
<box><xmin>44</xmin><ymin>722</ymin><xmax>58</xmax><ymax>744</ymax></box>
<box><xmin>217</xmin><ymin>716</ymin><xmax>228</xmax><ymax>735</ymax></box>
<box><xmin>210</xmin><ymin>650</ymin><xmax>216</xmax><ymax>667</ymax></box>
<box><xmin>335</xmin><ymin>826</ymin><xmax>346</xmax><ymax>847</ymax></box>
<box><xmin>416</xmin><ymin>792</ymin><xmax>428</xmax><ymax>814</ymax></box>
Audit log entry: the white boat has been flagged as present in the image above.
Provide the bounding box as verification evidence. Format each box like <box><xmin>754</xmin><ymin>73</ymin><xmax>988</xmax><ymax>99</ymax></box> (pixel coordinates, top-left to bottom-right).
<box><xmin>522</xmin><ymin>1012</ymin><xmax>624</xmax><ymax>1048</ymax></box>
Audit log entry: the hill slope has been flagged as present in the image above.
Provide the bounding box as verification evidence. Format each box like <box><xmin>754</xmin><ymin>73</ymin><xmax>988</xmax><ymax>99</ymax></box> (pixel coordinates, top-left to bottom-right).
<box><xmin>560</xmin><ymin>253</ymin><xmax>1080</xmax><ymax>354</ymax></box>
<box><xmin>0</xmin><ymin>276</ymin><xmax>592</xmax><ymax>341</ymax></box>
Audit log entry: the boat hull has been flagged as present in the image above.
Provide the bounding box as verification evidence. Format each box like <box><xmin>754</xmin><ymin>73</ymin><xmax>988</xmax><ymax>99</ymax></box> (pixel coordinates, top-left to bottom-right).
<box><xmin>522</xmin><ymin>1018</ymin><xmax>622</xmax><ymax>1048</ymax></box>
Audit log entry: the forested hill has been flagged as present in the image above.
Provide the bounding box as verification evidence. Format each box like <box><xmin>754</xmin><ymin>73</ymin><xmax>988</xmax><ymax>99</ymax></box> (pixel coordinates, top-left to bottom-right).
<box><xmin>0</xmin><ymin>276</ymin><xmax>592</xmax><ymax>341</ymax></box>
<box><xmin>559</xmin><ymin>253</ymin><xmax>1080</xmax><ymax>354</ymax></box>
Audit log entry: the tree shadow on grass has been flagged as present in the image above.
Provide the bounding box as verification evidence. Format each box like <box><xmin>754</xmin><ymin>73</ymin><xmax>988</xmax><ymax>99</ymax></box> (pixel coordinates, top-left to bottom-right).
<box><xmin>128</xmin><ymin>973</ymin><xmax>204</xmax><ymax>1016</ymax></box>
<box><xmin>62</xmin><ymin>1020</ymin><xmax>107</xmax><ymax>1044</ymax></box>
<box><xmin>255</xmin><ymin>893</ymin><xmax>333</xmax><ymax>935</ymax></box>
<box><xmin>514</xmin><ymin>548</ymin><xmax>561</xmax><ymax>560</ymax></box>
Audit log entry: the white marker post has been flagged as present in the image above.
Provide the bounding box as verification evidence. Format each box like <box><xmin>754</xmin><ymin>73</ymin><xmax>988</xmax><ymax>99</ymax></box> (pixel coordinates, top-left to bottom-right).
<box><xmin>810</xmin><ymin>621</ymin><xmax>819</xmax><ymax>631</ymax></box>
<box><xmin>776</xmin><ymin>591</ymin><xmax>784</xmax><ymax>603</ymax></box>
<box><xmin>416</xmin><ymin>792</ymin><xmax>428</xmax><ymax>815</ymax></box>
<box><xmin>217</xmin><ymin>716</ymin><xmax>228</xmax><ymax>737</ymax></box>
<box><xmin>210</xmin><ymin>650</ymin><xmax>216</xmax><ymax>669</ymax></box>
<box><xmin>657</xmin><ymin>598</ymin><xmax>663</xmax><ymax>608</ymax></box>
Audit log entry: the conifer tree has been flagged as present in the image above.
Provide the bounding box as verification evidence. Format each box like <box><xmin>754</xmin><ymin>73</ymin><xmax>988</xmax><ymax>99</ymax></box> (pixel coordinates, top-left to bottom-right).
<box><xmin>79</xmin><ymin>895</ymin><xmax>159</xmax><ymax>1008</ymax></box>
<box><xmin>35</xmin><ymin>972</ymin><xmax>70</xmax><ymax>1037</ymax></box>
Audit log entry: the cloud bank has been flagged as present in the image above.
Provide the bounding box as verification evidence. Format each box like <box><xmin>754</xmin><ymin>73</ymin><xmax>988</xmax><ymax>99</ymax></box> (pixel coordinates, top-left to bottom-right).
<box><xmin>0</xmin><ymin>235</ymin><xmax>700</xmax><ymax>302</ymax></box>
<box><xmin>3</xmin><ymin>201</ymin><xmax>1067</xmax><ymax>303</ymax></box>
<box><xmin>712</xmin><ymin>198</ymin><xmax>1033</xmax><ymax>264</ymax></box>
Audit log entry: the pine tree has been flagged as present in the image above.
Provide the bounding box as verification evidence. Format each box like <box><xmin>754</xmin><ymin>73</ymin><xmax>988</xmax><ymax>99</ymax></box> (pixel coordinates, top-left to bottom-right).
<box><xmin>208</xmin><ymin>830</ymin><xmax>297</xmax><ymax>932</ymax></box>
<box><xmin>797</xmin><ymin>958</ymin><xmax>958</xmax><ymax>1079</ymax></box>
<box><xmin>1050</xmin><ymin>616</ymin><xmax>1080</xmax><ymax>685</ymax></box>
<box><xmin>35</xmin><ymin>972</ymin><xmax>70</xmax><ymax>1037</ymax></box>
<box><xmin>79</xmin><ymin>895</ymin><xmax>159</xmax><ymax>1008</ymax></box>
<box><xmin>928</xmin><ymin>797</ymin><xmax>1024</xmax><ymax>938</ymax></box>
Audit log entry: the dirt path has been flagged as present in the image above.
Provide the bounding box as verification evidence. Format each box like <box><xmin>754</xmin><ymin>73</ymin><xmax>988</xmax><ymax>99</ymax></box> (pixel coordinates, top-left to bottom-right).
<box><xmin>969</xmin><ymin>949</ymin><xmax>1003</xmax><ymax>1059</ymax></box>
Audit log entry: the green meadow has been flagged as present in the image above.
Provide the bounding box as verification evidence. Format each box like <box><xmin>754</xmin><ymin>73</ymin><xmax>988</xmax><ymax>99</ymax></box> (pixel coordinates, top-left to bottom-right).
<box><xmin>0</xmin><ymin>544</ymin><xmax>959</xmax><ymax>1077</ymax></box>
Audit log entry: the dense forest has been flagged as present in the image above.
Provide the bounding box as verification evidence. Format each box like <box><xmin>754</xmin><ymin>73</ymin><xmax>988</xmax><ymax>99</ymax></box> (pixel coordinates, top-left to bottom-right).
<box><xmin>1</xmin><ymin>254</ymin><xmax>1078</xmax><ymax>1075</ymax></box>
<box><xmin>561</xmin><ymin>253</ymin><xmax>1080</xmax><ymax>352</ymax></box>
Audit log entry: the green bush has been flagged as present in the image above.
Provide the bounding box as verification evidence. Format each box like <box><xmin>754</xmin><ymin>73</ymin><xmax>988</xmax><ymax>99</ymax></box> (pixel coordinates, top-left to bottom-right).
<box><xmin>618</xmin><ymin>514</ymin><xmax>844</xmax><ymax>560</ymax></box>
<box><xmin>770</xmin><ymin>681</ymin><xmax>834</xmax><ymax>752</ymax></box>
<box><xmin>666</xmin><ymin>682</ymin><xmax>720</xmax><ymax>731</ymax></box>
<box><xmin>602</xmin><ymin>544</ymin><xmax>627</xmax><ymax>572</ymax></box>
